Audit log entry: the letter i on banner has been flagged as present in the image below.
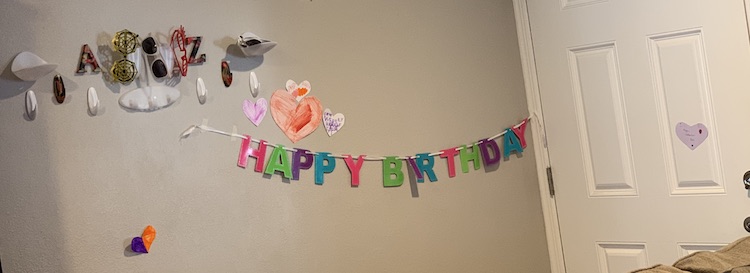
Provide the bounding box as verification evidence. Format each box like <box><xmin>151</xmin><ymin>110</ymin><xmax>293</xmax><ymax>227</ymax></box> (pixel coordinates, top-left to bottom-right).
<box><xmin>264</xmin><ymin>145</ymin><xmax>292</xmax><ymax>179</ymax></box>
<box><xmin>406</xmin><ymin>157</ymin><xmax>424</xmax><ymax>182</ymax></box>
<box><xmin>314</xmin><ymin>152</ymin><xmax>336</xmax><ymax>185</ymax></box>
<box><xmin>459</xmin><ymin>143</ymin><xmax>482</xmax><ymax>173</ymax></box>
<box><xmin>503</xmin><ymin>128</ymin><xmax>524</xmax><ymax>158</ymax></box>
<box><xmin>383</xmin><ymin>156</ymin><xmax>404</xmax><ymax>187</ymax></box>
<box><xmin>343</xmin><ymin>155</ymin><xmax>365</xmax><ymax>187</ymax></box>
<box><xmin>440</xmin><ymin>148</ymin><xmax>459</xmax><ymax>178</ymax></box>
<box><xmin>292</xmin><ymin>149</ymin><xmax>314</xmax><ymax>180</ymax></box>
<box><xmin>237</xmin><ymin>135</ymin><xmax>267</xmax><ymax>172</ymax></box>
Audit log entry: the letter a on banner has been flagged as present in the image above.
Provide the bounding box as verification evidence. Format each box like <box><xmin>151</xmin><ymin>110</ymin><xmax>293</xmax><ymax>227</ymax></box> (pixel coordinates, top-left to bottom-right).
<box><xmin>264</xmin><ymin>145</ymin><xmax>292</xmax><ymax>179</ymax></box>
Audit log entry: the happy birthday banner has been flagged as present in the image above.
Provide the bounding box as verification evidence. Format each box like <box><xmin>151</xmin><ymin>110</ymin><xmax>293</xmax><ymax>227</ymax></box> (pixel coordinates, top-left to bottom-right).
<box><xmin>179</xmin><ymin>117</ymin><xmax>529</xmax><ymax>187</ymax></box>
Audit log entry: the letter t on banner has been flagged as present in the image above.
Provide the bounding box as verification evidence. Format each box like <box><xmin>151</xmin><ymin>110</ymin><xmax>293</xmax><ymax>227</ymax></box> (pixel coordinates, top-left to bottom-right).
<box><xmin>343</xmin><ymin>155</ymin><xmax>365</xmax><ymax>187</ymax></box>
<box><xmin>237</xmin><ymin>135</ymin><xmax>267</xmax><ymax>172</ymax></box>
<box><xmin>440</xmin><ymin>148</ymin><xmax>459</xmax><ymax>178</ymax></box>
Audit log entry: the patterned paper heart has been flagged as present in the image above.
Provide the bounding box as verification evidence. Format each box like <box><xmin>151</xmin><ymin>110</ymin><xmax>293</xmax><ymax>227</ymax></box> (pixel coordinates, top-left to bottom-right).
<box><xmin>675</xmin><ymin>122</ymin><xmax>708</xmax><ymax>150</ymax></box>
<box><xmin>243</xmin><ymin>98</ymin><xmax>268</xmax><ymax>126</ymax></box>
<box><xmin>285</xmin><ymin>80</ymin><xmax>311</xmax><ymax>102</ymax></box>
<box><xmin>323</xmin><ymin>108</ymin><xmax>345</xmax><ymax>136</ymax></box>
<box><xmin>270</xmin><ymin>90</ymin><xmax>322</xmax><ymax>143</ymax></box>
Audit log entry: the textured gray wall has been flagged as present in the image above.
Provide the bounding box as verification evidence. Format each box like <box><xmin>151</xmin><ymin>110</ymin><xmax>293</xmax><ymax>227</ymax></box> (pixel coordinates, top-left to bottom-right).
<box><xmin>0</xmin><ymin>0</ymin><xmax>550</xmax><ymax>272</ymax></box>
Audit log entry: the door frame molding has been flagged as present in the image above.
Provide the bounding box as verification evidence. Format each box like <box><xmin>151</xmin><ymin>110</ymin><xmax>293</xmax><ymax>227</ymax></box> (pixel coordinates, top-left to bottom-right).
<box><xmin>512</xmin><ymin>0</ymin><xmax>566</xmax><ymax>272</ymax></box>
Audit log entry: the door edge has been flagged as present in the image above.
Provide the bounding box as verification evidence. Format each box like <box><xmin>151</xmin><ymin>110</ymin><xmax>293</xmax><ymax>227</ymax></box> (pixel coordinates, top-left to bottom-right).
<box><xmin>512</xmin><ymin>0</ymin><xmax>566</xmax><ymax>272</ymax></box>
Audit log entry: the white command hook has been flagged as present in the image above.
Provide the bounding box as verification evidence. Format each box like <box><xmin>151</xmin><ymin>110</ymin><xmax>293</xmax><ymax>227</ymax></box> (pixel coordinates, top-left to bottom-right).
<box><xmin>87</xmin><ymin>87</ymin><xmax>99</xmax><ymax>116</ymax></box>
<box><xmin>196</xmin><ymin>77</ymin><xmax>207</xmax><ymax>104</ymax></box>
<box><xmin>250</xmin><ymin>71</ymin><xmax>259</xmax><ymax>97</ymax></box>
<box><xmin>25</xmin><ymin>90</ymin><xmax>37</xmax><ymax>119</ymax></box>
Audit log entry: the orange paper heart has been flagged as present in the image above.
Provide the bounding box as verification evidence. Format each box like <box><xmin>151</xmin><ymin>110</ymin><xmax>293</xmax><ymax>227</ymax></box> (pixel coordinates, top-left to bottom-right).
<box><xmin>270</xmin><ymin>90</ymin><xmax>323</xmax><ymax>143</ymax></box>
<box><xmin>142</xmin><ymin>225</ymin><xmax>156</xmax><ymax>251</ymax></box>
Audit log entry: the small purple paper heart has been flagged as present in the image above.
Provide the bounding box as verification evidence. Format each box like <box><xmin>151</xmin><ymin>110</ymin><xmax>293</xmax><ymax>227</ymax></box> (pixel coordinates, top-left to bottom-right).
<box><xmin>243</xmin><ymin>98</ymin><xmax>268</xmax><ymax>126</ymax></box>
<box><xmin>131</xmin><ymin>237</ymin><xmax>148</xmax><ymax>253</ymax></box>
<box><xmin>675</xmin><ymin>122</ymin><xmax>708</xmax><ymax>150</ymax></box>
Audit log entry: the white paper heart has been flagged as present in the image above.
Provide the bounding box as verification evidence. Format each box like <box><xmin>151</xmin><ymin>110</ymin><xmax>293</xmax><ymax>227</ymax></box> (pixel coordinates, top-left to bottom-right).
<box><xmin>323</xmin><ymin>108</ymin><xmax>345</xmax><ymax>136</ymax></box>
<box><xmin>675</xmin><ymin>122</ymin><xmax>708</xmax><ymax>150</ymax></box>
<box><xmin>285</xmin><ymin>80</ymin><xmax>311</xmax><ymax>101</ymax></box>
<box><xmin>243</xmin><ymin>98</ymin><xmax>268</xmax><ymax>126</ymax></box>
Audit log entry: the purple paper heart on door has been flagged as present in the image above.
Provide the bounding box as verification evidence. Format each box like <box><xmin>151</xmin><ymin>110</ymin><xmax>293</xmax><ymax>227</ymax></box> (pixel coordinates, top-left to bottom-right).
<box><xmin>243</xmin><ymin>98</ymin><xmax>268</xmax><ymax>126</ymax></box>
<box><xmin>675</xmin><ymin>122</ymin><xmax>708</xmax><ymax>150</ymax></box>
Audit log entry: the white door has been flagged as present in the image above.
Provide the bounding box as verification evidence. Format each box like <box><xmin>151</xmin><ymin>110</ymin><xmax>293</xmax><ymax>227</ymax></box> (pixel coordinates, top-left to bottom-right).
<box><xmin>526</xmin><ymin>1</ymin><xmax>750</xmax><ymax>272</ymax></box>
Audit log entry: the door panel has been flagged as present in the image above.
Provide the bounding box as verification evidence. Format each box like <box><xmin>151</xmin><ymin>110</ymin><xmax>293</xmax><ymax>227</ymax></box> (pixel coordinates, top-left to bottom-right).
<box><xmin>527</xmin><ymin>1</ymin><xmax>750</xmax><ymax>272</ymax></box>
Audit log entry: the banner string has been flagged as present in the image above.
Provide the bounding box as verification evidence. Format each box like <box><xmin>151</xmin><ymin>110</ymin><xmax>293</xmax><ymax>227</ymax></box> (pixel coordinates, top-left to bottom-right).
<box><xmin>179</xmin><ymin>116</ymin><xmax>531</xmax><ymax>161</ymax></box>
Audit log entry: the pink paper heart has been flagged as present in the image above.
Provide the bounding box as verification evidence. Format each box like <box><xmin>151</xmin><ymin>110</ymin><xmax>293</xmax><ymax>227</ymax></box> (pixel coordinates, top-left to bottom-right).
<box><xmin>270</xmin><ymin>90</ymin><xmax>322</xmax><ymax>143</ymax></box>
<box><xmin>243</xmin><ymin>98</ymin><xmax>268</xmax><ymax>126</ymax></box>
<box><xmin>675</xmin><ymin>122</ymin><xmax>708</xmax><ymax>150</ymax></box>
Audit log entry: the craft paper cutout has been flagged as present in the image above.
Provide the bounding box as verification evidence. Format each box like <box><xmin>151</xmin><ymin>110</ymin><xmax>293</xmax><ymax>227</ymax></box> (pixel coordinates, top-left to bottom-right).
<box><xmin>237</xmin><ymin>136</ymin><xmax>267</xmax><ymax>172</ymax></box>
<box><xmin>264</xmin><ymin>145</ymin><xmax>292</xmax><ymax>178</ymax></box>
<box><xmin>383</xmin><ymin>156</ymin><xmax>404</xmax><ymax>187</ymax></box>
<box><xmin>12</xmin><ymin>51</ymin><xmax>58</xmax><ymax>81</ymax></box>
<box><xmin>343</xmin><ymin>155</ymin><xmax>365</xmax><ymax>186</ymax></box>
<box><xmin>131</xmin><ymin>225</ymin><xmax>156</xmax><ymax>254</ymax></box>
<box><xmin>440</xmin><ymin>148</ymin><xmax>459</xmax><ymax>178</ymax></box>
<box><xmin>675</xmin><ymin>122</ymin><xmax>708</xmax><ymax>150</ymax></box>
<box><xmin>502</xmin><ymin>128</ymin><xmax>524</xmax><ymax>158</ymax></box>
<box><xmin>87</xmin><ymin>87</ymin><xmax>99</xmax><ymax>116</ymax></box>
<box><xmin>196</xmin><ymin>78</ymin><xmax>207</xmax><ymax>104</ymax></box>
<box><xmin>118</xmin><ymin>86</ymin><xmax>180</xmax><ymax>112</ymax></box>
<box><xmin>25</xmin><ymin>90</ymin><xmax>37</xmax><ymax>120</ymax></box>
<box><xmin>511</xmin><ymin>119</ymin><xmax>529</xmax><ymax>148</ymax></box>
<box><xmin>323</xmin><ymin>108</ymin><xmax>345</xmax><ymax>137</ymax></box>
<box><xmin>459</xmin><ymin>144</ymin><xmax>482</xmax><ymax>173</ymax></box>
<box><xmin>415</xmin><ymin>153</ymin><xmax>438</xmax><ymax>182</ymax></box>
<box><xmin>243</xmin><ymin>98</ymin><xmax>267</xmax><ymax>126</ymax></box>
<box><xmin>406</xmin><ymin>158</ymin><xmax>423</xmax><ymax>182</ymax></box>
<box><xmin>270</xmin><ymin>90</ymin><xmax>323</xmax><ymax>143</ymax></box>
<box><xmin>250</xmin><ymin>71</ymin><xmax>260</xmax><ymax>97</ymax></box>
<box><xmin>76</xmin><ymin>44</ymin><xmax>101</xmax><ymax>73</ymax></box>
<box><xmin>315</xmin><ymin>152</ymin><xmax>336</xmax><ymax>185</ymax></box>
<box><xmin>237</xmin><ymin>32</ymin><xmax>278</xmax><ymax>57</ymax></box>
<box><xmin>479</xmin><ymin>138</ymin><xmax>501</xmax><ymax>166</ymax></box>
<box><xmin>292</xmin><ymin>149</ymin><xmax>314</xmax><ymax>180</ymax></box>
<box><xmin>53</xmin><ymin>75</ymin><xmax>65</xmax><ymax>104</ymax></box>
<box><xmin>285</xmin><ymin>80</ymin><xmax>311</xmax><ymax>101</ymax></box>
<box><xmin>221</xmin><ymin>60</ymin><xmax>232</xmax><ymax>87</ymax></box>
